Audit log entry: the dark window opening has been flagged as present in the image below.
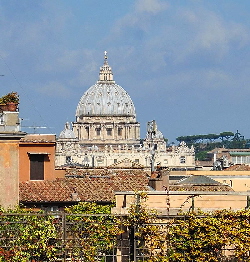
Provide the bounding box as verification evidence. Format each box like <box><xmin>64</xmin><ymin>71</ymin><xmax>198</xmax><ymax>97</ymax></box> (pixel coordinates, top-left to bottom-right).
<box><xmin>180</xmin><ymin>156</ymin><xmax>186</xmax><ymax>164</ymax></box>
<box><xmin>96</xmin><ymin>128</ymin><xmax>101</xmax><ymax>136</ymax></box>
<box><xmin>30</xmin><ymin>154</ymin><xmax>44</xmax><ymax>180</ymax></box>
<box><xmin>66</xmin><ymin>156</ymin><xmax>71</xmax><ymax>164</ymax></box>
<box><xmin>107</xmin><ymin>128</ymin><xmax>112</xmax><ymax>136</ymax></box>
<box><xmin>86</xmin><ymin>127</ymin><xmax>89</xmax><ymax>138</ymax></box>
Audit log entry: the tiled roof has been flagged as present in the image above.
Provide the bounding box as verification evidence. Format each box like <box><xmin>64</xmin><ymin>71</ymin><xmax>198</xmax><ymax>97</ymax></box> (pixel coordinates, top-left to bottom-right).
<box><xmin>177</xmin><ymin>175</ymin><xmax>221</xmax><ymax>185</ymax></box>
<box><xmin>172</xmin><ymin>175</ymin><xmax>233</xmax><ymax>191</ymax></box>
<box><xmin>64</xmin><ymin>168</ymin><xmax>147</xmax><ymax>177</ymax></box>
<box><xmin>19</xmin><ymin>171</ymin><xmax>149</xmax><ymax>204</ymax></box>
<box><xmin>224</xmin><ymin>164</ymin><xmax>250</xmax><ymax>171</ymax></box>
<box><xmin>20</xmin><ymin>134</ymin><xmax>56</xmax><ymax>143</ymax></box>
<box><xmin>170</xmin><ymin>185</ymin><xmax>233</xmax><ymax>192</ymax></box>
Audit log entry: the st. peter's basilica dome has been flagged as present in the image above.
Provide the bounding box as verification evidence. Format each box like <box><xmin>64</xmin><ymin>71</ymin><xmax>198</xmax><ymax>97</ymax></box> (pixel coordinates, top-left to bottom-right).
<box><xmin>75</xmin><ymin>52</ymin><xmax>136</xmax><ymax>118</ymax></box>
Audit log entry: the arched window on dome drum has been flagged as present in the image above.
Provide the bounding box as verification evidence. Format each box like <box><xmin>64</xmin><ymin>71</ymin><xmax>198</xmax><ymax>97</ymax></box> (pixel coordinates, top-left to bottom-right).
<box><xmin>96</xmin><ymin>128</ymin><xmax>101</xmax><ymax>136</ymax></box>
<box><xmin>107</xmin><ymin>128</ymin><xmax>112</xmax><ymax>136</ymax></box>
<box><xmin>85</xmin><ymin>126</ymin><xmax>89</xmax><ymax>139</ymax></box>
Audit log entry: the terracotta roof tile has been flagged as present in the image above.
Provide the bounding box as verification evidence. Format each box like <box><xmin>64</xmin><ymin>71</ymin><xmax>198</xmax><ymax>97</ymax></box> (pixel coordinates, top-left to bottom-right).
<box><xmin>19</xmin><ymin>171</ymin><xmax>149</xmax><ymax>204</ymax></box>
<box><xmin>224</xmin><ymin>164</ymin><xmax>250</xmax><ymax>171</ymax></box>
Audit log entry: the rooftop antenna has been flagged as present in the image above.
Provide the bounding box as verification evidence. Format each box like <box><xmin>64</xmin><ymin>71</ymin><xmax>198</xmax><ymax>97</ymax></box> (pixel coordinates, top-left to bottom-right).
<box><xmin>21</xmin><ymin>122</ymin><xmax>53</xmax><ymax>134</ymax></box>
<box><xmin>20</xmin><ymin>119</ymin><xmax>53</xmax><ymax>134</ymax></box>
<box><xmin>22</xmin><ymin>126</ymin><xmax>49</xmax><ymax>133</ymax></box>
<box><xmin>24</xmin><ymin>126</ymin><xmax>49</xmax><ymax>133</ymax></box>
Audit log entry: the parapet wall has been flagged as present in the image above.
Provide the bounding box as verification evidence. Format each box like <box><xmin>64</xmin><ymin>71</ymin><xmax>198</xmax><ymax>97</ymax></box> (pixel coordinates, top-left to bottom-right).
<box><xmin>113</xmin><ymin>191</ymin><xmax>250</xmax><ymax>215</ymax></box>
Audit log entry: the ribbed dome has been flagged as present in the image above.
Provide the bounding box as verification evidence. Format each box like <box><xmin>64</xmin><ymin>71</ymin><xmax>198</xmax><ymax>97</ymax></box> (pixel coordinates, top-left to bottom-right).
<box><xmin>76</xmin><ymin>52</ymin><xmax>136</xmax><ymax>118</ymax></box>
<box><xmin>76</xmin><ymin>83</ymin><xmax>136</xmax><ymax>117</ymax></box>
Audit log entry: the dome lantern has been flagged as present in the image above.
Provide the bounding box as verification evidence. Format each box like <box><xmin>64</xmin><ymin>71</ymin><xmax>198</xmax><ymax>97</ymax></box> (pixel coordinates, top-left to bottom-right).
<box><xmin>98</xmin><ymin>51</ymin><xmax>115</xmax><ymax>84</ymax></box>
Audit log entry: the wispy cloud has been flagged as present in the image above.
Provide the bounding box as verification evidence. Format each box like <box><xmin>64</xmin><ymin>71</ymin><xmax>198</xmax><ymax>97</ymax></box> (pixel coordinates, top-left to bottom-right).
<box><xmin>135</xmin><ymin>0</ymin><xmax>169</xmax><ymax>14</ymax></box>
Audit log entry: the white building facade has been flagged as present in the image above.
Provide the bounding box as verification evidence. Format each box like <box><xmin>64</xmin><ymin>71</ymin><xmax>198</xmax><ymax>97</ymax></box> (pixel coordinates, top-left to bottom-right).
<box><xmin>56</xmin><ymin>53</ymin><xmax>195</xmax><ymax>171</ymax></box>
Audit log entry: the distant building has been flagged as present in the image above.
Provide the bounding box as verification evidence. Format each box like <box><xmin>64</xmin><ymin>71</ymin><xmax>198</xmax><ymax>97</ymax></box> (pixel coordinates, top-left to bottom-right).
<box><xmin>56</xmin><ymin>52</ymin><xmax>195</xmax><ymax>171</ymax></box>
<box><xmin>196</xmin><ymin>148</ymin><xmax>250</xmax><ymax>170</ymax></box>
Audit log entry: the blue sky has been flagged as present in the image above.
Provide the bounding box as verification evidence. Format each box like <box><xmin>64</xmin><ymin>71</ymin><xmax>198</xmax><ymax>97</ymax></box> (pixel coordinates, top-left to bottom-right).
<box><xmin>1</xmin><ymin>0</ymin><xmax>250</xmax><ymax>143</ymax></box>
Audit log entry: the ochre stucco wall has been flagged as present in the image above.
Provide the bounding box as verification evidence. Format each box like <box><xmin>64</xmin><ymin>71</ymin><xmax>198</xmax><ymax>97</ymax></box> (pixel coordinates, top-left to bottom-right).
<box><xmin>19</xmin><ymin>134</ymin><xmax>57</xmax><ymax>181</ymax></box>
<box><xmin>0</xmin><ymin>140</ymin><xmax>19</xmax><ymax>208</ymax></box>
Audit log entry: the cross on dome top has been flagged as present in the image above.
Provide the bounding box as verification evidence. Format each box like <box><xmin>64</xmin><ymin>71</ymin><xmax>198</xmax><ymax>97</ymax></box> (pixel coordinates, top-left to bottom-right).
<box><xmin>98</xmin><ymin>51</ymin><xmax>115</xmax><ymax>84</ymax></box>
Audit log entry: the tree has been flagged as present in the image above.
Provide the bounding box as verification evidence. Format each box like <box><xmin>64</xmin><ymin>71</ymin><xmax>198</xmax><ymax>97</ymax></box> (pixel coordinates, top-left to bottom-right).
<box><xmin>219</xmin><ymin>131</ymin><xmax>234</xmax><ymax>141</ymax></box>
<box><xmin>64</xmin><ymin>202</ymin><xmax>122</xmax><ymax>262</ymax></box>
<box><xmin>0</xmin><ymin>207</ymin><xmax>58</xmax><ymax>262</ymax></box>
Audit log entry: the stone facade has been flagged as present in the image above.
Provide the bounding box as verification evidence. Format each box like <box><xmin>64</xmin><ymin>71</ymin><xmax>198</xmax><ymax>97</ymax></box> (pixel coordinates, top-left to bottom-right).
<box><xmin>56</xmin><ymin>52</ymin><xmax>195</xmax><ymax>171</ymax></box>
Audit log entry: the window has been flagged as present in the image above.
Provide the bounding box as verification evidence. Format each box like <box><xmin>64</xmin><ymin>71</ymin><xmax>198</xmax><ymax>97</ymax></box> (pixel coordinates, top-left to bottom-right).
<box><xmin>0</xmin><ymin>113</ymin><xmax>3</xmax><ymax>124</ymax></box>
<box><xmin>118</xmin><ymin>128</ymin><xmax>122</xmax><ymax>136</ymax></box>
<box><xmin>107</xmin><ymin>128</ymin><xmax>112</xmax><ymax>136</ymax></box>
<box><xmin>66</xmin><ymin>156</ymin><xmax>71</xmax><ymax>164</ymax></box>
<box><xmin>96</xmin><ymin>128</ymin><xmax>101</xmax><ymax>136</ymax></box>
<box><xmin>29</xmin><ymin>154</ymin><xmax>45</xmax><ymax>180</ymax></box>
<box><xmin>86</xmin><ymin>127</ymin><xmax>89</xmax><ymax>138</ymax></box>
<box><xmin>180</xmin><ymin>156</ymin><xmax>186</xmax><ymax>164</ymax></box>
<box><xmin>135</xmin><ymin>159</ymin><xmax>139</xmax><ymax>163</ymax></box>
<box><xmin>114</xmin><ymin>159</ymin><xmax>117</xmax><ymax>163</ymax></box>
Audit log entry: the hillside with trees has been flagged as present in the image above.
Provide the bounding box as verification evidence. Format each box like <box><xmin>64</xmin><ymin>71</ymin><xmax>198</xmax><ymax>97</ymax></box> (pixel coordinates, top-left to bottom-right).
<box><xmin>176</xmin><ymin>131</ymin><xmax>250</xmax><ymax>160</ymax></box>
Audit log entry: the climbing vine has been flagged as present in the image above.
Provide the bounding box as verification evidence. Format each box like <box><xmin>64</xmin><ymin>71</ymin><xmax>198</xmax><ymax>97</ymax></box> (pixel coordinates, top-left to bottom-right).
<box><xmin>1</xmin><ymin>199</ymin><xmax>250</xmax><ymax>261</ymax></box>
<box><xmin>0</xmin><ymin>207</ymin><xmax>58</xmax><ymax>262</ymax></box>
<box><xmin>64</xmin><ymin>202</ymin><xmax>123</xmax><ymax>262</ymax></box>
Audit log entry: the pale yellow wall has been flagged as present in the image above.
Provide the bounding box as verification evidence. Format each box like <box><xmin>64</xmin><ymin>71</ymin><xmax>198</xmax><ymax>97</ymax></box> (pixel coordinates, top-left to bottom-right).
<box><xmin>183</xmin><ymin>170</ymin><xmax>250</xmax><ymax>191</ymax></box>
<box><xmin>114</xmin><ymin>192</ymin><xmax>249</xmax><ymax>215</ymax></box>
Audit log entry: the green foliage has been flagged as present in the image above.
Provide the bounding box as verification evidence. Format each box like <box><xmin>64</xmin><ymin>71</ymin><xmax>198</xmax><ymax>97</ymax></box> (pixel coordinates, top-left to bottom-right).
<box><xmin>120</xmin><ymin>194</ymin><xmax>250</xmax><ymax>261</ymax></box>
<box><xmin>195</xmin><ymin>150</ymin><xmax>209</xmax><ymax>161</ymax></box>
<box><xmin>0</xmin><ymin>92</ymin><xmax>19</xmax><ymax>104</ymax></box>
<box><xmin>0</xmin><ymin>206</ymin><xmax>58</xmax><ymax>262</ymax></box>
<box><xmin>219</xmin><ymin>131</ymin><xmax>234</xmax><ymax>140</ymax></box>
<box><xmin>176</xmin><ymin>131</ymin><xmax>249</xmax><ymax>158</ymax></box>
<box><xmin>64</xmin><ymin>202</ymin><xmax>122</xmax><ymax>262</ymax></box>
<box><xmin>2</xmin><ymin>200</ymin><xmax>250</xmax><ymax>261</ymax></box>
<box><xmin>176</xmin><ymin>132</ymin><xmax>235</xmax><ymax>145</ymax></box>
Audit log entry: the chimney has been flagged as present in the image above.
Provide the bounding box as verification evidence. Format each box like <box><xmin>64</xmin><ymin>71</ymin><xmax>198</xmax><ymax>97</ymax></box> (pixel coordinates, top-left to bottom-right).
<box><xmin>149</xmin><ymin>169</ymin><xmax>169</xmax><ymax>191</ymax></box>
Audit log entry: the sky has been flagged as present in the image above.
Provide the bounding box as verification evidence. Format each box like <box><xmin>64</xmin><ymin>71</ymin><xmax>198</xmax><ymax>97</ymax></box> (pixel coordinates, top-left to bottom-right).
<box><xmin>1</xmin><ymin>0</ymin><xmax>250</xmax><ymax>144</ymax></box>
